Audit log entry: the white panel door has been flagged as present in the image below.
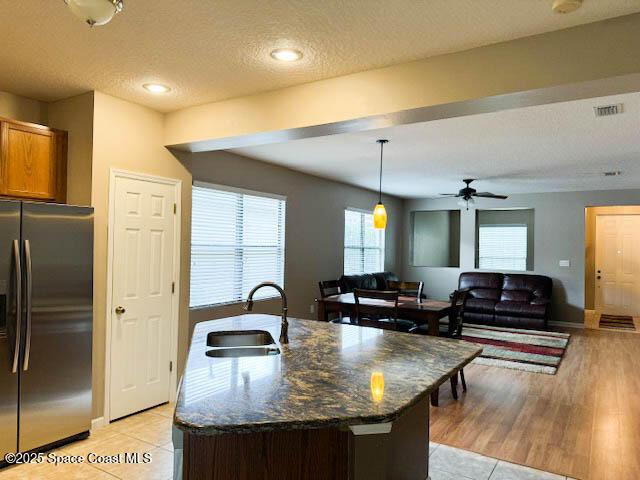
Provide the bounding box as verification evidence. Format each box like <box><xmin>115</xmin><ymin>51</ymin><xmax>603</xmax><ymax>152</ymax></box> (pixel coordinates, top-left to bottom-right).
<box><xmin>595</xmin><ymin>215</ymin><xmax>640</xmax><ymax>316</ymax></box>
<box><xmin>110</xmin><ymin>176</ymin><xmax>176</xmax><ymax>420</ymax></box>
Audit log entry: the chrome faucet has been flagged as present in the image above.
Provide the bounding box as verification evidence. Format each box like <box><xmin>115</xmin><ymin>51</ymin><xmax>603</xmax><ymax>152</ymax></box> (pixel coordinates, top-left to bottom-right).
<box><xmin>243</xmin><ymin>282</ymin><xmax>289</xmax><ymax>344</ymax></box>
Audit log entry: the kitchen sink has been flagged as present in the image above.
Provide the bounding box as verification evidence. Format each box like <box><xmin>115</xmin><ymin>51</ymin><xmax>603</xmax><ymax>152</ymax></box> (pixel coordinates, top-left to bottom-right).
<box><xmin>207</xmin><ymin>330</ymin><xmax>276</xmax><ymax>348</ymax></box>
<box><xmin>205</xmin><ymin>347</ymin><xmax>281</xmax><ymax>358</ymax></box>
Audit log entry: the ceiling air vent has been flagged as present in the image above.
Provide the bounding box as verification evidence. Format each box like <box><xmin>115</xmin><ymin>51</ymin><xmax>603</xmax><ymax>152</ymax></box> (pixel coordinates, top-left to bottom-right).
<box><xmin>603</xmin><ymin>171</ymin><xmax>622</xmax><ymax>177</ymax></box>
<box><xmin>594</xmin><ymin>103</ymin><xmax>623</xmax><ymax>117</ymax></box>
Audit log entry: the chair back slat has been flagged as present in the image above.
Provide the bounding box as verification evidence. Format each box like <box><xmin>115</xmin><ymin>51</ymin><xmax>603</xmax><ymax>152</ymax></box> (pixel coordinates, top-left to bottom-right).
<box><xmin>386</xmin><ymin>280</ymin><xmax>424</xmax><ymax>299</ymax></box>
<box><xmin>447</xmin><ymin>289</ymin><xmax>470</xmax><ymax>337</ymax></box>
<box><xmin>353</xmin><ymin>289</ymin><xmax>399</xmax><ymax>328</ymax></box>
<box><xmin>318</xmin><ymin>280</ymin><xmax>342</xmax><ymax>298</ymax></box>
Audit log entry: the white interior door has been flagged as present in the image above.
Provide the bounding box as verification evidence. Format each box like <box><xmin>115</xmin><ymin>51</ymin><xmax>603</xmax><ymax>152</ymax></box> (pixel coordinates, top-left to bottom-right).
<box><xmin>595</xmin><ymin>215</ymin><xmax>640</xmax><ymax>316</ymax></box>
<box><xmin>110</xmin><ymin>175</ymin><xmax>177</xmax><ymax>420</ymax></box>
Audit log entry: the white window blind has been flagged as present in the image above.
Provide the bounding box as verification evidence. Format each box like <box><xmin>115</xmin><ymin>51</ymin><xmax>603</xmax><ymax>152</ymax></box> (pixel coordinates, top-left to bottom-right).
<box><xmin>344</xmin><ymin>209</ymin><xmax>385</xmax><ymax>275</ymax></box>
<box><xmin>190</xmin><ymin>184</ymin><xmax>286</xmax><ymax>308</ymax></box>
<box><xmin>478</xmin><ymin>224</ymin><xmax>527</xmax><ymax>271</ymax></box>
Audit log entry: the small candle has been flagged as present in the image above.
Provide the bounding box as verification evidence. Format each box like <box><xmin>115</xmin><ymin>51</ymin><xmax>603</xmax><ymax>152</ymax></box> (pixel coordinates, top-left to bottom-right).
<box><xmin>370</xmin><ymin>371</ymin><xmax>385</xmax><ymax>403</ymax></box>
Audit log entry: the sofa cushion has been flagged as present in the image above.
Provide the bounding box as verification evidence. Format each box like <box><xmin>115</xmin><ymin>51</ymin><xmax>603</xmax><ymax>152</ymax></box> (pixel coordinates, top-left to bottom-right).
<box><xmin>495</xmin><ymin>301</ymin><xmax>547</xmax><ymax>318</ymax></box>
<box><xmin>340</xmin><ymin>274</ymin><xmax>378</xmax><ymax>292</ymax></box>
<box><xmin>466</xmin><ymin>298</ymin><xmax>497</xmax><ymax>314</ymax></box>
<box><xmin>469</xmin><ymin>288</ymin><xmax>501</xmax><ymax>301</ymax></box>
<box><xmin>459</xmin><ymin>272</ymin><xmax>503</xmax><ymax>291</ymax></box>
<box><xmin>464</xmin><ymin>311</ymin><xmax>495</xmax><ymax>325</ymax></box>
<box><xmin>373</xmin><ymin>272</ymin><xmax>399</xmax><ymax>290</ymax></box>
<box><xmin>502</xmin><ymin>274</ymin><xmax>552</xmax><ymax>300</ymax></box>
<box><xmin>500</xmin><ymin>290</ymin><xmax>532</xmax><ymax>302</ymax></box>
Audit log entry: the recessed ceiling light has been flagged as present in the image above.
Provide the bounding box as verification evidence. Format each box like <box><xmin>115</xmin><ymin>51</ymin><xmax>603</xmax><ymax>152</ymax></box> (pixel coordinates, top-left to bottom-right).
<box><xmin>551</xmin><ymin>0</ymin><xmax>583</xmax><ymax>14</ymax></box>
<box><xmin>270</xmin><ymin>48</ymin><xmax>303</xmax><ymax>62</ymax></box>
<box><xmin>143</xmin><ymin>83</ymin><xmax>171</xmax><ymax>94</ymax></box>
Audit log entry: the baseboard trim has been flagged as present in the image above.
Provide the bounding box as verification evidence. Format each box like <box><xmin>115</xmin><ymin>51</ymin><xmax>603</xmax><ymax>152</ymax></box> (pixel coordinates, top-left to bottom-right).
<box><xmin>91</xmin><ymin>417</ymin><xmax>106</xmax><ymax>430</ymax></box>
<box><xmin>549</xmin><ymin>320</ymin><xmax>585</xmax><ymax>329</ymax></box>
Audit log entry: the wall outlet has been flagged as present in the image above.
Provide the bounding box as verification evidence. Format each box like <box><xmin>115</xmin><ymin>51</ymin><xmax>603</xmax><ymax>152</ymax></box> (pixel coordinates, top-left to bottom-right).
<box><xmin>559</xmin><ymin>260</ymin><xmax>571</xmax><ymax>267</ymax></box>
<box><xmin>309</xmin><ymin>304</ymin><xmax>315</xmax><ymax>314</ymax></box>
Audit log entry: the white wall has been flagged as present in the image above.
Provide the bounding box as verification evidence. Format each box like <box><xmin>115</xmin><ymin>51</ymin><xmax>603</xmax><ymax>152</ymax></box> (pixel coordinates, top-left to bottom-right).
<box><xmin>402</xmin><ymin>189</ymin><xmax>640</xmax><ymax>324</ymax></box>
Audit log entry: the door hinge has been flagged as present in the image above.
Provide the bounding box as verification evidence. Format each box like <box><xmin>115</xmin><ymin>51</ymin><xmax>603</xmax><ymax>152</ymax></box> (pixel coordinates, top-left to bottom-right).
<box><xmin>169</xmin><ymin>361</ymin><xmax>173</xmax><ymax>372</ymax></box>
<box><xmin>171</xmin><ymin>282</ymin><xmax>175</xmax><ymax>294</ymax></box>
<box><xmin>173</xmin><ymin>203</ymin><xmax>177</xmax><ymax>214</ymax></box>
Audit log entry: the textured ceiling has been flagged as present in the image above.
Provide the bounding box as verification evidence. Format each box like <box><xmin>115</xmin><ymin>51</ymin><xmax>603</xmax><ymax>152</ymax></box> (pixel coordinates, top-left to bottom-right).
<box><xmin>231</xmin><ymin>92</ymin><xmax>640</xmax><ymax>198</ymax></box>
<box><xmin>1</xmin><ymin>1</ymin><xmax>639</xmax><ymax>112</ymax></box>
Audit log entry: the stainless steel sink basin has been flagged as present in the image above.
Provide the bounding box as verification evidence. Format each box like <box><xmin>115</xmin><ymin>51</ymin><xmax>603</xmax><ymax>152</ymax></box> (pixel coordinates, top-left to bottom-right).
<box><xmin>205</xmin><ymin>347</ymin><xmax>281</xmax><ymax>358</ymax></box>
<box><xmin>207</xmin><ymin>330</ymin><xmax>275</xmax><ymax>348</ymax></box>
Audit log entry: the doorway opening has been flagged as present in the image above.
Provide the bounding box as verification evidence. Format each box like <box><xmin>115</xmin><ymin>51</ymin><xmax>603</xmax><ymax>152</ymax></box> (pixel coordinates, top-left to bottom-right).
<box><xmin>585</xmin><ymin>206</ymin><xmax>640</xmax><ymax>331</ymax></box>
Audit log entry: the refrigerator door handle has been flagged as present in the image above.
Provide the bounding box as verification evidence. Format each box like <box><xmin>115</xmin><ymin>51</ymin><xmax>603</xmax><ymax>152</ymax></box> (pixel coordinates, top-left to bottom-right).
<box><xmin>12</xmin><ymin>240</ymin><xmax>21</xmax><ymax>374</ymax></box>
<box><xmin>23</xmin><ymin>239</ymin><xmax>32</xmax><ymax>372</ymax></box>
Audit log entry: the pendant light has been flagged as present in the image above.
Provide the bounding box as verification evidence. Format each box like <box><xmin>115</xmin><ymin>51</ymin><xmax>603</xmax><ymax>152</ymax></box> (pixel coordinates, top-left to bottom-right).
<box><xmin>373</xmin><ymin>139</ymin><xmax>388</xmax><ymax>229</ymax></box>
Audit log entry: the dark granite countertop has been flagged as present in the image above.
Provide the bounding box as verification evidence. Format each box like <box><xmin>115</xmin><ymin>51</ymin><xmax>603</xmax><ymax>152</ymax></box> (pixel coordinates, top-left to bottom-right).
<box><xmin>174</xmin><ymin>314</ymin><xmax>482</xmax><ymax>435</ymax></box>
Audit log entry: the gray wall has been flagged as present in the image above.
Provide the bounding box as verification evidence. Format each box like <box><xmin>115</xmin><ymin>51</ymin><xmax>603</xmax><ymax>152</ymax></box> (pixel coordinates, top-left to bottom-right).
<box><xmin>180</xmin><ymin>150</ymin><xmax>404</xmax><ymax>326</ymax></box>
<box><xmin>402</xmin><ymin>189</ymin><xmax>640</xmax><ymax>324</ymax></box>
<box><xmin>411</xmin><ymin>210</ymin><xmax>460</xmax><ymax>267</ymax></box>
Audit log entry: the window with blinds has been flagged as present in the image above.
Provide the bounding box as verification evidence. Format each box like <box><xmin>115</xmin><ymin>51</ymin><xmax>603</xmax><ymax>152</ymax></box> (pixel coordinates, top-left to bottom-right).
<box><xmin>190</xmin><ymin>183</ymin><xmax>286</xmax><ymax>308</ymax></box>
<box><xmin>344</xmin><ymin>209</ymin><xmax>385</xmax><ymax>275</ymax></box>
<box><xmin>478</xmin><ymin>224</ymin><xmax>528</xmax><ymax>271</ymax></box>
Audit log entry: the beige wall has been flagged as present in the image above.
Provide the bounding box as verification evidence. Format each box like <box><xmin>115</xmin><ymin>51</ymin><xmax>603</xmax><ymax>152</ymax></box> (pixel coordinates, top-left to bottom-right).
<box><xmin>90</xmin><ymin>92</ymin><xmax>192</xmax><ymax>418</ymax></box>
<box><xmin>47</xmin><ymin>92</ymin><xmax>95</xmax><ymax>206</ymax></box>
<box><xmin>165</xmin><ymin>14</ymin><xmax>640</xmax><ymax>148</ymax></box>
<box><xmin>0</xmin><ymin>91</ymin><xmax>47</xmax><ymax>124</ymax></box>
<box><xmin>183</xmin><ymin>150</ymin><xmax>404</xmax><ymax>327</ymax></box>
<box><xmin>584</xmin><ymin>205</ymin><xmax>640</xmax><ymax>310</ymax></box>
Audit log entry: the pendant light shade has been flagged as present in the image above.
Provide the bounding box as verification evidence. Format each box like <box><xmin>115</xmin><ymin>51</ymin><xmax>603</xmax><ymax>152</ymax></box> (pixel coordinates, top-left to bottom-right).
<box><xmin>373</xmin><ymin>202</ymin><xmax>387</xmax><ymax>229</ymax></box>
<box><xmin>373</xmin><ymin>139</ymin><xmax>389</xmax><ymax>230</ymax></box>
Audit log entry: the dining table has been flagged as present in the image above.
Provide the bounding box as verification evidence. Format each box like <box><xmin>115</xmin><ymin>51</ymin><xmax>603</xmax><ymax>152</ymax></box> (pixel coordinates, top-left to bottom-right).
<box><xmin>315</xmin><ymin>292</ymin><xmax>451</xmax><ymax>336</ymax></box>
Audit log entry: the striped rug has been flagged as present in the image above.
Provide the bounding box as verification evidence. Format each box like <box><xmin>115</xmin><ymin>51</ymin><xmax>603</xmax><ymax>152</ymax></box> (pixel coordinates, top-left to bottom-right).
<box><xmin>599</xmin><ymin>314</ymin><xmax>636</xmax><ymax>331</ymax></box>
<box><xmin>461</xmin><ymin>324</ymin><xmax>570</xmax><ymax>375</ymax></box>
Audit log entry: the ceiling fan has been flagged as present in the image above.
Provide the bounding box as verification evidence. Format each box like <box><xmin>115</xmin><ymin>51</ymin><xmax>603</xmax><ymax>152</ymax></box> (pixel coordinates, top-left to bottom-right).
<box><xmin>440</xmin><ymin>179</ymin><xmax>508</xmax><ymax>209</ymax></box>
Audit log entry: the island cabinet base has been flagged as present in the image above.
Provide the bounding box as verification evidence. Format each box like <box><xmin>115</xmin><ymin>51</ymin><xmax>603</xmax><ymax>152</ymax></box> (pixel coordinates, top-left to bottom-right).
<box><xmin>182</xmin><ymin>397</ymin><xmax>430</xmax><ymax>480</ymax></box>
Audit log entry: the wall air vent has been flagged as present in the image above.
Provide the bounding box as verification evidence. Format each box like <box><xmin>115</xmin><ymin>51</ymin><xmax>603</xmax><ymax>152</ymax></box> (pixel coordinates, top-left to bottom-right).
<box><xmin>594</xmin><ymin>104</ymin><xmax>623</xmax><ymax>117</ymax></box>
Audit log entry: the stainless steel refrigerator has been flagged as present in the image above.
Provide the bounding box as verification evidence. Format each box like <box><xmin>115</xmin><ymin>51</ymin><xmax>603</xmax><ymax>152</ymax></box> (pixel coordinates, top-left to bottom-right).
<box><xmin>0</xmin><ymin>200</ymin><xmax>93</xmax><ymax>460</ymax></box>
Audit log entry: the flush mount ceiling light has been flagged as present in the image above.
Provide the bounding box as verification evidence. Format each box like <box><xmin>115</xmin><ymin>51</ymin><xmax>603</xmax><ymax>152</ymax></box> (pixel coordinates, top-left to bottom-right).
<box><xmin>551</xmin><ymin>0</ymin><xmax>583</xmax><ymax>14</ymax></box>
<box><xmin>373</xmin><ymin>139</ymin><xmax>388</xmax><ymax>230</ymax></box>
<box><xmin>143</xmin><ymin>83</ymin><xmax>172</xmax><ymax>94</ymax></box>
<box><xmin>270</xmin><ymin>48</ymin><xmax>303</xmax><ymax>62</ymax></box>
<box><xmin>64</xmin><ymin>0</ymin><xmax>124</xmax><ymax>26</ymax></box>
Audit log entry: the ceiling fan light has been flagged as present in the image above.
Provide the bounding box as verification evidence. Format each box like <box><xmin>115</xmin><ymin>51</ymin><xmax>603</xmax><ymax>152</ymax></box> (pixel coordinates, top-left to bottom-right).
<box><xmin>65</xmin><ymin>0</ymin><xmax>123</xmax><ymax>26</ymax></box>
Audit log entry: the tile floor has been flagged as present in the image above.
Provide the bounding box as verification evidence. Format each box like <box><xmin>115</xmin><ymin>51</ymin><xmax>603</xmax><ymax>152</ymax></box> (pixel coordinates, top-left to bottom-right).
<box><xmin>429</xmin><ymin>443</ymin><xmax>577</xmax><ymax>480</ymax></box>
<box><xmin>0</xmin><ymin>403</ymin><xmax>175</xmax><ymax>480</ymax></box>
<box><xmin>0</xmin><ymin>404</ymin><xmax>578</xmax><ymax>480</ymax></box>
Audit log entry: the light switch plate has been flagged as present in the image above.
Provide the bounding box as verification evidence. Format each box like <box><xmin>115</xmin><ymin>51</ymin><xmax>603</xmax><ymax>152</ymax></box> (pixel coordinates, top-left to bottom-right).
<box><xmin>559</xmin><ymin>260</ymin><xmax>571</xmax><ymax>267</ymax></box>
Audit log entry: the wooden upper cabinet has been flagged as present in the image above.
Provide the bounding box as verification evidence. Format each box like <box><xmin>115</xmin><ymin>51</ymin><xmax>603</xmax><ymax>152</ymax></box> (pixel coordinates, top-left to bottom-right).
<box><xmin>0</xmin><ymin>118</ymin><xmax>67</xmax><ymax>203</ymax></box>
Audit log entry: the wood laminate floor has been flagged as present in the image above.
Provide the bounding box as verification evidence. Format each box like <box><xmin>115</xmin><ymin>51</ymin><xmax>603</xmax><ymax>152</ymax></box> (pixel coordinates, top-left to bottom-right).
<box><xmin>430</xmin><ymin>327</ymin><xmax>640</xmax><ymax>480</ymax></box>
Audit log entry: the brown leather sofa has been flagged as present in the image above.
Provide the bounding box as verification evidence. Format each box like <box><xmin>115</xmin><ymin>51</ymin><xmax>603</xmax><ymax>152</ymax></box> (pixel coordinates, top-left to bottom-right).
<box><xmin>458</xmin><ymin>272</ymin><xmax>552</xmax><ymax>330</ymax></box>
<box><xmin>339</xmin><ymin>272</ymin><xmax>399</xmax><ymax>293</ymax></box>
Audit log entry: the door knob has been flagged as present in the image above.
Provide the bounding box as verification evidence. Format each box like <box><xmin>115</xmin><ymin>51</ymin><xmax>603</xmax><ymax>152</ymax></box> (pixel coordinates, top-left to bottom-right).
<box><xmin>115</xmin><ymin>306</ymin><xmax>126</xmax><ymax>315</ymax></box>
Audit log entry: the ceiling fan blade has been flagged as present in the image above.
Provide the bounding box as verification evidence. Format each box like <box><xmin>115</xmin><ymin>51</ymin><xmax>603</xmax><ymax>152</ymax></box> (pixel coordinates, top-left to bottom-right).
<box><xmin>473</xmin><ymin>192</ymin><xmax>508</xmax><ymax>199</ymax></box>
<box><xmin>438</xmin><ymin>194</ymin><xmax>460</xmax><ymax>197</ymax></box>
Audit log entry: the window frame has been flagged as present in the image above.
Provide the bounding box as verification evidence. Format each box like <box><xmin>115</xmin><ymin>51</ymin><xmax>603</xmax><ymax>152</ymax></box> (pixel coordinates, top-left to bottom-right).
<box><xmin>190</xmin><ymin>181</ymin><xmax>287</xmax><ymax>309</ymax></box>
<box><xmin>343</xmin><ymin>207</ymin><xmax>385</xmax><ymax>275</ymax></box>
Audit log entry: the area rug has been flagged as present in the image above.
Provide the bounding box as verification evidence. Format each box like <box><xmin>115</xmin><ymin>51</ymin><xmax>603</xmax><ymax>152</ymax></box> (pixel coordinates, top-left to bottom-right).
<box><xmin>599</xmin><ymin>314</ymin><xmax>636</xmax><ymax>331</ymax></box>
<box><xmin>461</xmin><ymin>324</ymin><xmax>570</xmax><ymax>375</ymax></box>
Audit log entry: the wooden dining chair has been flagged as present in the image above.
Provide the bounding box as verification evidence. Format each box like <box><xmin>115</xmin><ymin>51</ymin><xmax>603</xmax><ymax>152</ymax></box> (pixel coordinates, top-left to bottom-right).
<box><xmin>412</xmin><ymin>289</ymin><xmax>470</xmax><ymax>403</ymax></box>
<box><xmin>318</xmin><ymin>280</ymin><xmax>352</xmax><ymax>324</ymax></box>
<box><xmin>353</xmin><ymin>289</ymin><xmax>415</xmax><ymax>332</ymax></box>
<box><xmin>386</xmin><ymin>280</ymin><xmax>424</xmax><ymax>299</ymax></box>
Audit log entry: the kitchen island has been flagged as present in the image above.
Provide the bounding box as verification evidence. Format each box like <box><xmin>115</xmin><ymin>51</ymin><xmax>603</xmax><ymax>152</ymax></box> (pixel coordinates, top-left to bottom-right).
<box><xmin>173</xmin><ymin>314</ymin><xmax>482</xmax><ymax>480</ymax></box>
